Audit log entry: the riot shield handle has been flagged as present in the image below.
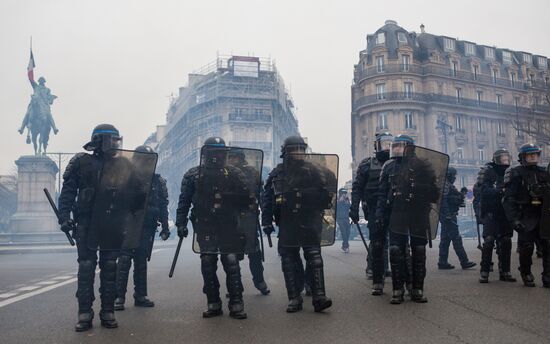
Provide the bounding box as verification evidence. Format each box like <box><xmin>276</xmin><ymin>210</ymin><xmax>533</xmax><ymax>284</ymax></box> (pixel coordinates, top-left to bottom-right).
<box><xmin>353</xmin><ymin>222</ymin><xmax>370</xmax><ymax>255</ymax></box>
<box><xmin>169</xmin><ymin>236</ymin><xmax>183</xmax><ymax>278</ymax></box>
<box><xmin>43</xmin><ymin>188</ymin><xmax>75</xmax><ymax>246</ymax></box>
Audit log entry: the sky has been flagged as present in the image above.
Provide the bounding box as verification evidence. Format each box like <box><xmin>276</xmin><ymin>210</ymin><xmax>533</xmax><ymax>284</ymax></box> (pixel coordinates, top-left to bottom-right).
<box><xmin>1</xmin><ymin>0</ymin><xmax>549</xmax><ymax>183</ymax></box>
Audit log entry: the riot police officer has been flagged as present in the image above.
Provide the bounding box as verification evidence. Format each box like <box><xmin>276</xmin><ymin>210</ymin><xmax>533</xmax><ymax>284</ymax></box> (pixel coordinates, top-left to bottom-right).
<box><xmin>337</xmin><ymin>188</ymin><xmax>351</xmax><ymax>253</ymax></box>
<box><xmin>478</xmin><ymin>149</ymin><xmax>516</xmax><ymax>283</ymax></box>
<box><xmin>438</xmin><ymin>167</ymin><xmax>476</xmax><ymax>270</ymax></box>
<box><xmin>502</xmin><ymin>144</ymin><xmax>550</xmax><ymax>288</ymax></box>
<box><xmin>350</xmin><ymin>132</ymin><xmax>392</xmax><ymax>294</ymax></box>
<box><xmin>114</xmin><ymin>145</ymin><xmax>171</xmax><ymax>311</ymax></box>
<box><xmin>262</xmin><ymin>136</ymin><xmax>334</xmax><ymax>313</ymax></box>
<box><xmin>227</xmin><ymin>149</ymin><xmax>270</xmax><ymax>295</ymax></box>
<box><xmin>175</xmin><ymin>137</ymin><xmax>249</xmax><ymax>319</ymax></box>
<box><xmin>376</xmin><ymin>135</ymin><xmax>443</xmax><ymax>304</ymax></box>
<box><xmin>58</xmin><ymin>124</ymin><xmax>123</xmax><ymax>331</ymax></box>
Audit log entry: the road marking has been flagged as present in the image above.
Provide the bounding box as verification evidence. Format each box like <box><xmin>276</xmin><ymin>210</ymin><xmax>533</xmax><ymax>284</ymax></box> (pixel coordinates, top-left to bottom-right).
<box><xmin>0</xmin><ymin>292</ymin><xmax>18</xmax><ymax>298</ymax></box>
<box><xmin>51</xmin><ymin>275</ymin><xmax>74</xmax><ymax>280</ymax></box>
<box><xmin>152</xmin><ymin>249</ymin><xmax>164</xmax><ymax>254</ymax></box>
<box><xmin>17</xmin><ymin>286</ymin><xmax>41</xmax><ymax>291</ymax></box>
<box><xmin>36</xmin><ymin>280</ymin><xmax>58</xmax><ymax>286</ymax></box>
<box><xmin>0</xmin><ymin>277</ymin><xmax>77</xmax><ymax>308</ymax></box>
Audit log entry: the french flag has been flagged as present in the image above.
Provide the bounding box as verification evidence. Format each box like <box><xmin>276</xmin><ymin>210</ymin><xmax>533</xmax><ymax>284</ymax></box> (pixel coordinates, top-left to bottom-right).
<box><xmin>27</xmin><ymin>50</ymin><xmax>35</xmax><ymax>83</ymax></box>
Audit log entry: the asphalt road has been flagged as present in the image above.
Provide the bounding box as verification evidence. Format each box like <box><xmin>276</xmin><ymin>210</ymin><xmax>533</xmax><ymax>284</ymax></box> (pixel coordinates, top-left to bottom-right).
<box><xmin>0</xmin><ymin>239</ymin><xmax>548</xmax><ymax>344</ymax></box>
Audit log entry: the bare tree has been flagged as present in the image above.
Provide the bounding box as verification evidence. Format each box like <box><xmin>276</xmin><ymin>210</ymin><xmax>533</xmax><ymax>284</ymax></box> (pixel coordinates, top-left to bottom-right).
<box><xmin>511</xmin><ymin>84</ymin><xmax>550</xmax><ymax>145</ymax></box>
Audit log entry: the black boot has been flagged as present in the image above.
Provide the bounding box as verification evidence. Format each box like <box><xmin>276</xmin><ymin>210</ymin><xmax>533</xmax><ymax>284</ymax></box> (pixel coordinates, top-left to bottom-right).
<box><xmin>411</xmin><ymin>246</ymin><xmax>428</xmax><ymax>303</ymax></box>
<box><xmin>114</xmin><ymin>255</ymin><xmax>131</xmax><ymax>311</ymax></box>
<box><xmin>305</xmin><ymin>248</ymin><xmax>332</xmax><ymax>312</ymax></box>
<box><xmin>390</xmin><ymin>289</ymin><xmax>405</xmax><ymax>304</ymax></box>
<box><xmin>75</xmin><ymin>259</ymin><xmax>96</xmax><ymax>332</ymax></box>
<box><xmin>461</xmin><ymin>261</ymin><xmax>477</xmax><ymax>269</ymax></box>
<box><xmin>479</xmin><ymin>271</ymin><xmax>489</xmax><ymax>283</ymax></box>
<box><xmin>254</xmin><ymin>281</ymin><xmax>271</xmax><ymax>295</ymax></box>
<box><xmin>282</xmin><ymin>253</ymin><xmax>302</xmax><ymax>307</ymax></box>
<box><xmin>99</xmin><ymin>259</ymin><xmax>118</xmax><ymax>329</ymax></box>
<box><xmin>286</xmin><ymin>296</ymin><xmax>303</xmax><ymax>313</ymax></box>
<box><xmin>520</xmin><ymin>272</ymin><xmax>536</xmax><ymax>287</ymax></box>
<box><xmin>75</xmin><ymin>310</ymin><xmax>94</xmax><ymax>332</ymax></box>
<box><xmin>438</xmin><ymin>262</ymin><xmax>455</xmax><ymax>270</ymax></box>
<box><xmin>203</xmin><ymin>299</ymin><xmax>223</xmax><ymax>318</ymax></box>
<box><xmin>222</xmin><ymin>254</ymin><xmax>247</xmax><ymax>320</ymax></box>
<box><xmin>134</xmin><ymin>257</ymin><xmax>154</xmax><ymax>307</ymax></box>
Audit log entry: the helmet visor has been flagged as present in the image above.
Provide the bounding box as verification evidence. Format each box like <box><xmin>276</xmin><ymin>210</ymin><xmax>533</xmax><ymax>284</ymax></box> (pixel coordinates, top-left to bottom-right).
<box><xmin>494</xmin><ymin>152</ymin><xmax>511</xmax><ymax>166</ymax></box>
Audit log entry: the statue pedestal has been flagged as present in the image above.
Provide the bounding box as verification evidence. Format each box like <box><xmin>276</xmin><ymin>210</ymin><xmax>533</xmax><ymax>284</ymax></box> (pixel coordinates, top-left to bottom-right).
<box><xmin>7</xmin><ymin>156</ymin><xmax>59</xmax><ymax>242</ymax></box>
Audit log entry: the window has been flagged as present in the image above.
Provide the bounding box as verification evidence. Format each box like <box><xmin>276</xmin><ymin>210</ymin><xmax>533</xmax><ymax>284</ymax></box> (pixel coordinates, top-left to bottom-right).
<box><xmin>457</xmin><ymin>147</ymin><xmax>464</xmax><ymax>159</ymax></box>
<box><xmin>510</xmin><ymin>72</ymin><xmax>516</xmax><ymax>86</ymax></box>
<box><xmin>405</xmin><ymin>112</ymin><xmax>414</xmax><ymax>129</ymax></box>
<box><xmin>523</xmin><ymin>53</ymin><xmax>532</xmax><ymax>64</ymax></box>
<box><xmin>502</xmin><ymin>51</ymin><xmax>512</xmax><ymax>65</ymax></box>
<box><xmin>538</xmin><ymin>57</ymin><xmax>547</xmax><ymax>69</ymax></box>
<box><xmin>444</xmin><ymin>38</ymin><xmax>455</xmax><ymax>51</ymax></box>
<box><xmin>516</xmin><ymin>123</ymin><xmax>522</xmax><ymax>137</ymax></box>
<box><xmin>530</xmin><ymin>74</ymin><xmax>535</xmax><ymax>83</ymax></box>
<box><xmin>404</xmin><ymin>82</ymin><xmax>413</xmax><ymax>99</ymax></box>
<box><xmin>402</xmin><ymin>55</ymin><xmax>410</xmax><ymax>71</ymax></box>
<box><xmin>379</xmin><ymin>112</ymin><xmax>388</xmax><ymax>129</ymax></box>
<box><xmin>477</xmin><ymin>118</ymin><xmax>485</xmax><ymax>132</ymax></box>
<box><xmin>473</xmin><ymin>65</ymin><xmax>479</xmax><ymax>80</ymax></box>
<box><xmin>497</xmin><ymin>121</ymin><xmax>504</xmax><ymax>135</ymax></box>
<box><xmin>376</xmin><ymin>83</ymin><xmax>386</xmax><ymax>100</ymax></box>
<box><xmin>398</xmin><ymin>32</ymin><xmax>407</xmax><ymax>43</ymax></box>
<box><xmin>465</xmin><ymin>43</ymin><xmax>476</xmax><ymax>56</ymax></box>
<box><xmin>477</xmin><ymin>91</ymin><xmax>483</xmax><ymax>106</ymax></box>
<box><xmin>461</xmin><ymin>176</ymin><xmax>466</xmax><ymax>188</ymax></box>
<box><xmin>376</xmin><ymin>32</ymin><xmax>385</xmax><ymax>45</ymax></box>
<box><xmin>455</xmin><ymin>114</ymin><xmax>463</xmax><ymax>130</ymax></box>
<box><xmin>492</xmin><ymin>69</ymin><xmax>498</xmax><ymax>84</ymax></box>
<box><xmin>478</xmin><ymin>149</ymin><xmax>485</xmax><ymax>162</ymax></box>
<box><xmin>485</xmin><ymin>47</ymin><xmax>495</xmax><ymax>60</ymax></box>
<box><xmin>456</xmin><ymin>88</ymin><xmax>462</xmax><ymax>102</ymax></box>
<box><xmin>497</xmin><ymin>94</ymin><xmax>503</xmax><ymax>108</ymax></box>
<box><xmin>376</xmin><ymin>56</ymin><xmax>385</xmax><ymax>72</ymax></box>
<box><xmin>452</xmin><ymin>61</ymin><xmax>458</xmax><ymax>77</ymax></box>
<box><xmin>515</xmin><ymin>97</ymin><xmax>520</xmax><ymax>110</ymax></box>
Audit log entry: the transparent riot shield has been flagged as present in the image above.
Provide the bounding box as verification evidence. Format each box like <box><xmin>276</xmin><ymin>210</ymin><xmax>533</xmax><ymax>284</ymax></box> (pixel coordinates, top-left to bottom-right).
<box><xmin>278</xmin><ymin>153</ymin><xmax>339</xmax><ymax>247</ymax></box>
<box><xmin>88</xmin><ymin>149</ymin><xmax>158</xmax><ymax>250</ymax></box>
<box><xmin>388</xmin><ymin>146</ymin><xmax>449</xmax><ymax>240</ymax></box>
<box><xmin>540</xmin><ymin>163</ymin><xmax>550</xmax><ymax>239</ymax></box>
<box><xmin>192</xmin><ymin>146</ymin><xmax>263</xmax><ymax>254</ymax></box>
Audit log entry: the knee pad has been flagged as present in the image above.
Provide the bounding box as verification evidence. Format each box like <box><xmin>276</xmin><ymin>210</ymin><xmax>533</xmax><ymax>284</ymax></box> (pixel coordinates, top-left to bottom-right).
<box><xmin>412</xmin><ymin>245</ymin><xmax>426</xmax><ymax>257</ymax></box>
<box><xmin>222</xmin><ymin>254</ymin><xmax>239</xmax><ymax>266</ymax></box>
<box><xmin>484</xmin><ymin>236</ymin><xmax>495</xmax><ymax>244</ymax></box>
<box><xmin>118</xmin><ymin>255</ymin><xmax>132</xmax><ymax>267</ymax></box>
<box><xmin>201</xmin><ymin>254</ymin><xmax>218</xmax><ymax>265</ymax></box>
<box><xmin>79</xmin><ymin>259</ymin><xmax>96</xmax><ymax>274</ymax></box>
<box><xmin>389</xmin><ymin>245</ymin><xmax>402</xmax><ymax>257</ymax></box>
<box><xmin>100</xmin><ymin>259</ymin><xmax>117</xmax><ymax>272</ymax></box>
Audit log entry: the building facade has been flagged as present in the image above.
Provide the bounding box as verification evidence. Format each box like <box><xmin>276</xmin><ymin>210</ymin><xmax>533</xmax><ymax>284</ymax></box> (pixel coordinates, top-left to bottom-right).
<box><xmin>351</xmin><ymin>20</ymin><xmax>550</xmax><ymax>190</ymax></box>
<box><xmin>154</xmin><ymin>55</ymin><xmax>300</xmax><ymax>216</ymax></box>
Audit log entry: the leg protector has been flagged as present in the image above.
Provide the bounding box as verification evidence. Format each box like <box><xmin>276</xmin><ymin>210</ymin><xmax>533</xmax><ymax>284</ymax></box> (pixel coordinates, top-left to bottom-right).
<box><xmin>281</xmin><ymin>251</ymin><xmax>301</xmax><ymax>300</ymax></box>
<box><xmin>389</xmin><ymin>245</ymin><xmax>405</xmax><ymax>291</ymax></box>
<box><xmin>99</xmin><ymin>259</ymin><xmax>118</xmax><ymax>328</ymax></box>
<box><xmin>200</xmin><ymin>254</ymin><xmax>221</xmax><ymax>303</ymax></box>
<box><xmin>480</xmin><ymin>236</ymin><xmax>494</xmax><ymax>273</ymax></box>
<box><xmin>411</xmin><ymin>245</ymin><xmax>428</xmax><ymax>303</ymax></box>
<box><xmin>498</xmin><ymin>236</ymin><xmax>513</xmax><ymax>274</ymax></box>
<box><xmin>115</xmin><ymin>255</ymin><xmax>132</xmax><ymax>302</ymax></box>
<box><xmin>76</xmin><ymin>259</ymin><xmax>96</xmax><ymax>313</ymax></box>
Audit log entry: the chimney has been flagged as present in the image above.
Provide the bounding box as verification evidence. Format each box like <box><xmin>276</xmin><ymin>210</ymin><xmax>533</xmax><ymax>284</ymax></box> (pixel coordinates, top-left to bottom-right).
<box><xmin>420</xmin><ymin>24</ymin><xmax>425</xmax><ymax>33</ymax></box>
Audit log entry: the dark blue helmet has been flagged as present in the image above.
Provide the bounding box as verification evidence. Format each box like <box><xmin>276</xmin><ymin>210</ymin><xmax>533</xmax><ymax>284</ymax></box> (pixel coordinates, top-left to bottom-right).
<box><xmin>83</xmin><ymin>124</ymin><xmax>121</xmax><ymax>152</ymax></box>
<box><xmin>135</xmin><ymin>145</ymin><xmax>155</xmax><ymax>154</ymax></box>
<box><xmin>280</xmin><ymin>136</ymin><xmax>308</xmax><ymax>158</ymax></box>
<box><xmin>393</xmin><ymin>134</ymin><xmax>414</xmax><ymax>145</ymax></box>
<box><xmin>204</xmin><ymin>137</ymin><xmax>225</xmax><ymax>147</ymax></box>
<box><xmin>518</xmin><ymin>143</ymin><xmax>541</xmax><ymax>166</ymax></box>
<box><xmin>374</xmin><ymin>131</ymin><xmax>393</xmax><ymax>152</ymax></box>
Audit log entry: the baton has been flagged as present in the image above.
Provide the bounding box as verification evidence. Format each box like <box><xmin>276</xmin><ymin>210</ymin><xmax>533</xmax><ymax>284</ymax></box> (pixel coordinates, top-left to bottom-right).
<box><xmin>258</xmin><ymin>224</ymin><xmax>265</xmax><ymax>262</ymax></box>
<box><xmin>353</xmin><ymin>222</ymin><xmax>370</xmax><ymax>255</ymax></box>
<box><xmin>267</xmin><ymin>234</ymin><xmax>273</xmax><ymax>248</ymax></box>
<box><xmin>169</xmin><ymin>236</ymin><xmax>183</xmax><ymax>278</ymax></box>
<box><xmin>43</xmin><ymin>188</ymin><xmax>75</xmax><ymax>246</ymax></box>
<box><xmin>476</xmin><ymin>222</ymin><xmax>482</xmax><ymax>250</ymax></box>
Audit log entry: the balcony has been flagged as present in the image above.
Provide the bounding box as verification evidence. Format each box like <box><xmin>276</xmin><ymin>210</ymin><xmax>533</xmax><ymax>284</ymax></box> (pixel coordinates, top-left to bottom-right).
<box><xmin>228</xmin><ymin>113</ymin><xmax>272</xmax><ymax>123</ymax></box>
<box><xmin>354</xmin><ymin>63</ymin><xmax>528</xmax><ymax>91</ymax></box>
<box><xmin>352</xmin><ymin>92</ymin><xmax>550</xmax><ymax>115</ymax></box>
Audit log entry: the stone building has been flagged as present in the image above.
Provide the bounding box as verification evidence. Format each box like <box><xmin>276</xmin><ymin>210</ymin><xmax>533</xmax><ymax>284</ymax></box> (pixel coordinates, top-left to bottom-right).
<box><xmin>153</xmin><ymin>55</ymin><xmax>300</xmax><ymax>215</ymax></box>
<box><xmin>351</xmin><ymin>20</ymin><xmax>550</xmax><ymax>189</ymax></box>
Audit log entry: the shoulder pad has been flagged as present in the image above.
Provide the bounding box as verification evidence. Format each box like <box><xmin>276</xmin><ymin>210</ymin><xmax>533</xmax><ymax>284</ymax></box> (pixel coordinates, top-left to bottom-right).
<box><xmin>62</xmin><ymin>152</ymin><xmax>88</xmax><ymax>180</ymax></box>
<box><xmin>268</xmin><ymin>164</ymin><xmax>283</xmax><ymax>178</ymax></box>
<box><xmin>184</xmin><ymin>166</ymin><xmax>199</xmax><ymax>178</ymax></box>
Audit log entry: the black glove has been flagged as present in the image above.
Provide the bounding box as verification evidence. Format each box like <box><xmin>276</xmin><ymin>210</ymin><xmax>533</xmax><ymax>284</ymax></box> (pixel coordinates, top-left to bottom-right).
<box><xmin>349</xmin><ymin>208</ymin><xmax>360</xmax><ymax>224</ymax></box>
<box><xmin>160</xmin><ymin>228</ymin><xmax>170</xmax><ymax>241</ymax></box>
<box><xmin>512</xmin><ymin>220</ymin><xmax>526</xmax><ymax>233</ymax></box>
<box><xmin>263</xmin><ymin>225</ymin><xmax>275</xmax><ymax>236</ymax></box>
<box><xmin>177</xmin><ymin>226</ymin><xmax>188</xmax><ymax>239</ymax></box>
<box><xmin>60</xmin><ymin>219</ymin><xmax>74</xmax><ymax>234</ymax></box>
